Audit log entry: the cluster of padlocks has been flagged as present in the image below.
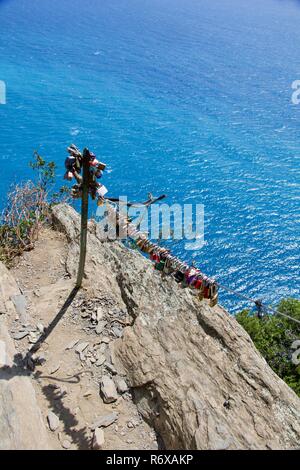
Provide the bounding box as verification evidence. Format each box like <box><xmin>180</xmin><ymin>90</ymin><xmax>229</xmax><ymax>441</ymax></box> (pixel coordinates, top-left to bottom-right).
<box><xmin>105</xmin><ymin>204</ymin><xmax>219</xmax><ymax>307</ymax></box>
<box><xmin>64</xmin><ymin>144</ymin><xmax>108</xmax><ymax>204</ymax></box>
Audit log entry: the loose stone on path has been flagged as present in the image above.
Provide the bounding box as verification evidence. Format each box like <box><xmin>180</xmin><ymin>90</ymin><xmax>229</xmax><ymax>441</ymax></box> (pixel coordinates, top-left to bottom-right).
<box><xmin>47</xmin><ymin>411</ymin><xmax>60</xmax><ymax>431</ymax></box>
<box><xmin>99</xmin><ymin>376</ymin><xmax>118</xmax><ymax>403</ymax></box>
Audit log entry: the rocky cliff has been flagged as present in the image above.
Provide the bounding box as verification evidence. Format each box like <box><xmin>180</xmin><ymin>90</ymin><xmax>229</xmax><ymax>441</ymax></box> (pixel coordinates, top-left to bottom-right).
<box><xmin>0</xmin><ymin>263</ymin><xmax>50</xmax><ymax>449</ymax></box>
<box><xmin>51</xmin><ymin>204</ymin><xmax>300</xmax><ymax>450</ymax></box>
<box><xmin>0</xmin><ymin>202</ymin><xmax>299</xmax><ymax>450</ymax></box>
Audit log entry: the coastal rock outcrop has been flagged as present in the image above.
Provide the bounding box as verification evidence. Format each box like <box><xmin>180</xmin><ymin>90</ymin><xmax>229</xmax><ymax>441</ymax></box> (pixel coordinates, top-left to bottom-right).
<box><xmin>0</xmin><ymin>263</ymin><xmax>50</xmax><ymax>450</ymax></box>
<box><xmin>51</xmin><ymin>203</ymin><xmax>300</xmax><ymax>450</ymax></box>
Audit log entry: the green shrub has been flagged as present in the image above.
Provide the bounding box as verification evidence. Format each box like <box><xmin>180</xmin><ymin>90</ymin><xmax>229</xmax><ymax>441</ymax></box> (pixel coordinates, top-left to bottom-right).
<box><xmin>0</xmin><ymin>152</ymin><xmax>70</xmax><ymax>265</ymax></box>
<box><xmin>236</xmin><ymin>298</ymin><xmax>300</xmax><ymax>397</ymax></box>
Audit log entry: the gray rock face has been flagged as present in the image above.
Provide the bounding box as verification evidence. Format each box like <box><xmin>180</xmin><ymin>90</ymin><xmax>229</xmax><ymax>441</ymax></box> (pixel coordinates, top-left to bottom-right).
<box><xmin>92</xmin><ymin>428</ymin><xmax>105</xmax><ymax>450</ymax></box>
<box><xmin>96</xmin><ymin>306</ymin><xmax>104</xmax><ymax>322</ymax></box>
<box><xmin>47</xmin><ymin>411</ymin><xmax>60</xmax><ymax>431</ymax></box>
<box><xmin>0</xmin><ymin>263</ymin><xmax>50</xmax><ymax>450</ymax></box>
<box><xmin>13</xmin><ymin>331</ymin><xmax>29</xmax><ymax>340</ymax></box>
<box><xmin>91</xmin><ymin>412</ymin><xmax>118</xmax><ymax>430</ymax></box>
<box><xmin>115</xmin><ymin>378</ymin><xmax>129</xmax><ymax>394</ymax></box>
<box><xmin>10</xmin><ymin>294</ymin><xmax>28</xmax><ymax>323</ymax></box>
<box><xmin>100</xmin><ymin>376</ymin><xmax>118</xmax><ymax>404</ymax></box>
<box><xmin>61</xmin><ymin>439</ymin><xmax>71</xmax><ymax>449</ymax></box>
<box><xmin>95</xmin><ymin>321</ymin><xmax>106</xmax><ymax>335</ymax></box>
<box><xmin>52</xmin><ymin>203</ymin><xmax>300</xmax><ymax>450</ymax></box>
<box><xmin>0</xmin><ymin>340</ymin><xmax>7</xmax><ymax>368</ymax></box>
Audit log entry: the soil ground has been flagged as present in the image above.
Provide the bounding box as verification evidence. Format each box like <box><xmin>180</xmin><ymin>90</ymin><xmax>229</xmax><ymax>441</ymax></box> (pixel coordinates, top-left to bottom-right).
<box><xmin>9</xmin><ymin>228</ymin><xmax>158</xmax><ymax>450</ymax></box>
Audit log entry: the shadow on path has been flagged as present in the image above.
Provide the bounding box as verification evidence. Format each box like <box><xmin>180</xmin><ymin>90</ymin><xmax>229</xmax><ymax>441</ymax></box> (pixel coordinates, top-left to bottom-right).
<box><xmin>29</xmin><ymin>286</ymin><xmax>80</xmax><ymax>357</ymax></box>
<box><xmin>0</xmin><ymin>285</ymin><xmax>92</xmax><ymax>449</ymax></box>
<box><xmin>41</xmin><ymin>381</ymin><xmax>92</xmax><ymax>449</ymax></box>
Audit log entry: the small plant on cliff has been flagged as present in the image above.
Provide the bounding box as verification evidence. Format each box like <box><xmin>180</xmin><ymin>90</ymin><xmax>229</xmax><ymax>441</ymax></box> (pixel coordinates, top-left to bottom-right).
<box><xmin>236</xmin><ymin>298</ymin><xmax>300</xmax><ymax>397</ymax></box>
<box><xmin>0</xmin><ymin>151</ymin><xmax>70</xmax><ymax>265</ymax></box>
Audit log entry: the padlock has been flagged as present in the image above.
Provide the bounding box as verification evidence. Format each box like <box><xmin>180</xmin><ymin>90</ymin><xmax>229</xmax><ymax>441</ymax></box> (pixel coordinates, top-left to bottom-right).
<box><xmin>64</xmin><ymin>171</ymin><xmax>73</xmax><ymax>181</ymax></box>
<box><xmin>209</xmin><ymin>283</ymin><xmax>219</xmax><ymax>307</ymax></box>
<box><xmin>154</xmin><ymin>260</ymin><xmax>165</xmax><ymax>272</ymax></box>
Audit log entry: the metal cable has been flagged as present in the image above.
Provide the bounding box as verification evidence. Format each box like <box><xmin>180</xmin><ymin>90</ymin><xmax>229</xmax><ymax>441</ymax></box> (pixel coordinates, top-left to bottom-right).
<box><xmin>216</xmin><ymin>282</ymin><xmax>300</xmax><ymax>326</ymax></box>
<box><xmin>106</xmin><ymin>200</ymin><xmax>300</xmax><ymax>326</ymax></box>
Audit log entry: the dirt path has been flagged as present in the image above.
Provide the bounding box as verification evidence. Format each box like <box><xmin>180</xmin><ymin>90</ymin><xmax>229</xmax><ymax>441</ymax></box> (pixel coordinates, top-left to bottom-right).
<box><xmin>9</xmin><ymin>228</ymin><xmax>158</xmax><ymax>450</ymax></box>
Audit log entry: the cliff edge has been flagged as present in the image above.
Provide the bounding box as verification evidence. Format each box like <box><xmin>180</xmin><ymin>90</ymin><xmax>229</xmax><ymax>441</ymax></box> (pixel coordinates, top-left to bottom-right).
<box><xmin>0</xmin><ymin>202</ymin><xmax>299</xmax><ymax>450</ymax></box>
<box><xmin>51</xmin><ymin>204</ymin><xmax>300</xmax><ymax>450</ymax></box>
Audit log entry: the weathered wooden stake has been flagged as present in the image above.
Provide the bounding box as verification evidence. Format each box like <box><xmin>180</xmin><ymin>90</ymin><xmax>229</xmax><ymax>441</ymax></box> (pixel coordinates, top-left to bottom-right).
<box><xmin>76</xmin><ymin>148</ymin><xmax>90</xmax><ymax>288</ymax></box>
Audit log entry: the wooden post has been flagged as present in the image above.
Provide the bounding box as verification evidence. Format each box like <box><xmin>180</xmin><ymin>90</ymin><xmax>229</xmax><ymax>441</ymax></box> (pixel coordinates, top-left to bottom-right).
<box><xmin>76</xmin><ymin>148</ymin><xmax>90</xmax><ymax>288</ymax></box>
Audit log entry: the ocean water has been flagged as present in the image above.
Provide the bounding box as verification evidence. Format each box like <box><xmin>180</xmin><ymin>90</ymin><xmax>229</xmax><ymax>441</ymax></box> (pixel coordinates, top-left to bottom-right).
<box><xmin>0</xmin><ymin>0</ymin><xmax>299</xmax><ymax>312</ymax></box>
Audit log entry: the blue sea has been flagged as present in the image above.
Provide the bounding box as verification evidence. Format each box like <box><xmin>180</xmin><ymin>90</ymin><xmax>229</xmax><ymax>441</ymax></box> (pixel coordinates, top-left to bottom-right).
<box><xmin>0</xmin><ymin>0</ymin><xmax>299</xmax><ymax>312</ymax></box>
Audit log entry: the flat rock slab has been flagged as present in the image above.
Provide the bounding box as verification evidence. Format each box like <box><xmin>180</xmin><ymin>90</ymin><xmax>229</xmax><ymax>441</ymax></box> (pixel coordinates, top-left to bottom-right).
<box><xmin>47</xmin><ymin>411</ymin><xmax>60</xmax><ymax>431</ymax></box>
<box><xmin>0</xmin><ymin>340</ymin><xmax>7</xmax><ymax>367</ymax></box>
<box><xmin>13</xmin><ymin>331</ymin><xmax>29</xmax><ymax>340</ymax></box>
<box><xmin>91</xmin><ymin>412</ymin><xmax>118</xmax><ymax>430</ymax></box>
<box><xmin>96</xmin><ymin>353</ymin><xmax>106</xmax><ymax>367</ymax></box>
<box><xmin>0</xmin><ymin>263</ymin><xmax>50</xmax><ymax>450</ymax></box>
<box><xmin>93</xmin><ymin>428</ymin><xmax>105</xmax><ymax>450</ymax></box>
<box><xmin>99</xmin><ymin>376</ymin><xmax>118</xmax><ymax>404</ymax></box>
<box><xmin>115</xmin><ymin>378</ymin><xmax>129</xmax><ymax>394</ymax></box>
<box><xmin>96</xmin><ymin>306</ymin><xmax>104</xmax><ymax>322</ymax></box>
<box><xmin>61</xmin><ymin>439</ymin><xmax>71</xmax><ymax>449</ymax></box>
<box><xmin>65</xmin><ymin>339</ymin><xmax>80</xmax><ymax>350</ymax></box>
<box><xmin>95</xmin><ymin>321</ymin><xmax>107</xmax><ymax>335</ymax></box>
<box><xmin>75</xmin><ymin>342</ymin><xmax>89</xmax><ymax>354</ymax></box>
<box><xmin>11</xmin><ymin>294</ymin><xmax>28</xmax><ymax>323</ymax></box>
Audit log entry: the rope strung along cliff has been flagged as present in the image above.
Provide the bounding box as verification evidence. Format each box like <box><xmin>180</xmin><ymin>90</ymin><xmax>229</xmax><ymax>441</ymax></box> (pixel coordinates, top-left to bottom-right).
<box><xmin>64</xmin><ymin>143</ymin><xmax>219</xmax><ymax>304</ymax></box>
<box><xmin>118</xmin><ymin>205</ymin><xmax>300</xmax><ymax>324</ymax></box>
<box><xmin>104</xmin><ymin>201</ymin><xmax>219</xmax><ymax>307</ymax></box>
<box><xmin>64</xmin><ymin>144</ymin><xmax>299</xmax><ymax>325</ymax></box>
